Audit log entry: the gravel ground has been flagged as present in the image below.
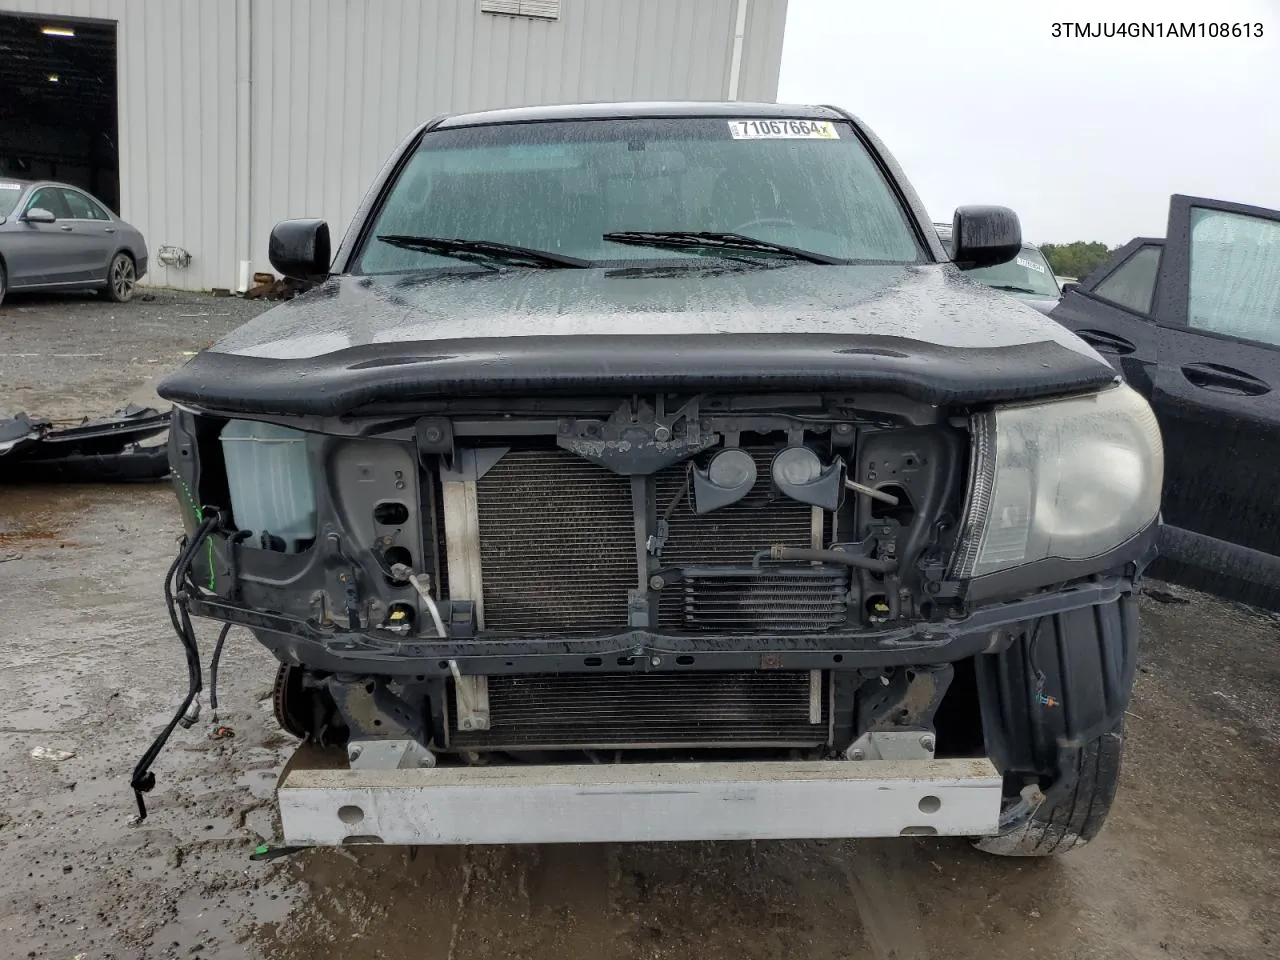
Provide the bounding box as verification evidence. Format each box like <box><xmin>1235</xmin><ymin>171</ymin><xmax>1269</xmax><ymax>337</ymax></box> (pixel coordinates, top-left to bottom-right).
<box><xmin>0</xmin><ymin>289</ymin><xmax>268</xmax><ymax>420</ymax></box>
<box><xmin>1</xmin><ymin>291</ymin><xmax>1277</xmax><ymax>960</ymax></box>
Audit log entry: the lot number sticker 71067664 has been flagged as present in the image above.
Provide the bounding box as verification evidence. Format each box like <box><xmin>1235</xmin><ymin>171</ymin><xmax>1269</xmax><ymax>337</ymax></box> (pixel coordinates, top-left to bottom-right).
<box><xmin>728</xmin><ymin>119</ymin><xmax>839</xmax><ymax>140</ymax></box>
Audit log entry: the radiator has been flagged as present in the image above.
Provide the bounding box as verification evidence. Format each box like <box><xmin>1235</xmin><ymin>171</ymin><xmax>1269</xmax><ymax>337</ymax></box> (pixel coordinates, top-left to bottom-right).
<box><xmin>448</xmin><ymin>671</ymin><xmax>829</xmax><ymax>750</ymax></box>
<box><xmin>474</xmin><ymin>449</ymin><xmax>636</xmax><ymax>632</ymax></box>
<box><xmin>468</xmin><ymin>446</ymin><xmax>844</xmax><ymax>634</ymax></box>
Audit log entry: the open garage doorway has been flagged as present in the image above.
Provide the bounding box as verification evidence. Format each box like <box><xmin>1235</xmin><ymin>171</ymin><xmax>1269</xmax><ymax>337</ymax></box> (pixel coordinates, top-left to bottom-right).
<box><xmin>0</xmin><ymin>13</ymin><xmax>118</xmax><ymax>211</ymax></box>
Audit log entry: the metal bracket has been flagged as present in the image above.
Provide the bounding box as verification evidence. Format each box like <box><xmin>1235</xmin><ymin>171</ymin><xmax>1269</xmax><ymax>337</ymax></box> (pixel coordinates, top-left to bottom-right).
<box><xmin>328</xmin><ymin>677</ymin><xmax>431</xmax><ymax>756</ymax></box>
<box><xmin>646</xmin><ymin>518</ymin><xmax>670</xmax><ymax>556</ymax></box>
<box><xmin>844</xmin><ymin>730</ymin><xmax>936</xmax><ymax>761</ymax></box>
<box><xmin>415</xmin><ymin>417</ymin><xmax>455</xmax><ymax>473</ymax></box>
<box><xmin>324</xmin><ymin>533</ymin><xmax>364</xmax><ymax>630</ymax></box>
<box><xmin>557</xmin><ymin>398</ymin><xmax>718</xmax><ymax>475</ymax></box>
<box><xmin>347</xmin><ymin>738</ymin><xmax>437</xmax><ymax>770</ymax></box>
<box><xmin>446</xmin><ymin>599</ymin><xmax>476</xmax><ymax>638</ymax></box>
<box><xmin>439</xmin><ymin>447</ymin><xmax>509</xmax><ymax>484</ymax></box>
<box><xmin>856</xmin><ymin>663</ymin><xmax>954</xmax><ymax>733</ymax></box>
<box><xmin>627</xmin><ymin>588</ymin><xmax>652</xmax><ymax>628</ymax></box>
<box><xmin>336</xmin><ymin>572</ymin><xmax>361</xmax><ymax>630</ymax></box>
<box><xmin>449</xmin><ymin>660</ymin><xmax>490</xmax><ymax>731</ymax></box>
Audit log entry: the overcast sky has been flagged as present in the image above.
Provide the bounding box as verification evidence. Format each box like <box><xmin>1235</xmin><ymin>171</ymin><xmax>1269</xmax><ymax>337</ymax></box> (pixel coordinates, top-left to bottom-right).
<box><xmin>778</xmin><ymin>0</ymin><xmax>1280</xmax><ymax>245</ymax></box>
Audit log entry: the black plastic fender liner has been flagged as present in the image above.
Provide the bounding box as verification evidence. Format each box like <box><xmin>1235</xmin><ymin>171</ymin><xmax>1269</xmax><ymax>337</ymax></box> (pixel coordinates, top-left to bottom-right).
<box><xmin>974</xmin><ymin>594</ymin><xmax>1139</xmax><ymax>789</ymax></box>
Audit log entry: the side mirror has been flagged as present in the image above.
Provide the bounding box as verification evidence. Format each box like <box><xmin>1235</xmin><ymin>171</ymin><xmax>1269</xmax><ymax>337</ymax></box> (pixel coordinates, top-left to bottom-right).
<box><xmin>21</xmin><ymin>207</ymin><xmax>56</xmax><ymax>224</ymax></box>
<box><xmin>951</xmin><ymin>206</ymin><xmax>1021</xmax><ymax>270</ymax></box>
<box><xmin>1060</xmin><ymin>281</ymin><xmax>1079</xmax><ymax>296</ymax></box>
<box><xmin>268</xmin><ymin>219</ymin><xmax>331</xmax><ymax>282</ymax></box>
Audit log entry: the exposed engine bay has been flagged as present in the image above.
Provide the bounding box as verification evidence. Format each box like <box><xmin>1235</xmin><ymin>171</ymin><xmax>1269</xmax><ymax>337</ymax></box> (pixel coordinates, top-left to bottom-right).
<box><xmin>124</xmin><ymin>381</ymin><xmax>1151</xmax><ymax>820</ymax></box>
<box><xmin>184</xmin><ymin>391</ymin><xmax>965</xmax><ymax>753</ymax></box>
<box><xmin>179</xmin><ymin>389</ymin><xmax>968</xmax><ymax>640</ymax></box>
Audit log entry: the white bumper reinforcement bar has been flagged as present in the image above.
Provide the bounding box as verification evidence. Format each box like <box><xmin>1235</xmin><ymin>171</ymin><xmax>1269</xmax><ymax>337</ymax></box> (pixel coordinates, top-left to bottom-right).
<box><xmin>278</xmin><ymin>757</ymin><xmax>1003</xmax><ymax>845</ymax></box>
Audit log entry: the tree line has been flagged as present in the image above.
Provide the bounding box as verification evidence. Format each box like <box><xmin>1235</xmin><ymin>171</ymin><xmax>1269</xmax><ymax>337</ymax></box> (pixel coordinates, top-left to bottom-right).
<box><xmin>1039</xmin><ymin>241</ymin><xmax>1115</xmax><ymax>281</ymax></box>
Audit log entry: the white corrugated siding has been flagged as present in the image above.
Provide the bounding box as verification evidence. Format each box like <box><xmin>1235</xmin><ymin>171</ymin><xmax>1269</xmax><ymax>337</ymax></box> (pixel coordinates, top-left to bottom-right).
<box><xmin>1</xmin><ymin>0</ymin><xmax>241</xmax><ymax>290</ymax></box>
<box><xmin>1</xmin><ymin>0</ymin><xmax>788</xmax><ymax>291</ymax></box>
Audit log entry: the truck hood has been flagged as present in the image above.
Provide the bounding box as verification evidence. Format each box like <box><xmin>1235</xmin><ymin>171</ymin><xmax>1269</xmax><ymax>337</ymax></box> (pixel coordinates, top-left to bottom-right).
<box><xmin>1014</xmin><ymin>294</ymin><xmax>1062</xmax><ymax>315</ymax></box>
<box><xmin>159</xmin><ymin>263</ymin><xmax>1116</xmax><ymax>416</ymax></box>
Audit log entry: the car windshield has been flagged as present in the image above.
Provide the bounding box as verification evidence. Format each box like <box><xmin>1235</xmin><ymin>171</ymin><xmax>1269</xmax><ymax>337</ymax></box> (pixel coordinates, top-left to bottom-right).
<box><xmin>0</xmin><ymin>183</ymin><xmax>23</xmax><ymax>218</ymax></box>
<box><xmin>355</xmin><ymin>117</ymin><xmax>922</xmax><ymax>273</ymax></box>
<box><xmin>965</xmin><ymin>246</ymin><xmax>1061</xmax><ymax>298</ymax></box>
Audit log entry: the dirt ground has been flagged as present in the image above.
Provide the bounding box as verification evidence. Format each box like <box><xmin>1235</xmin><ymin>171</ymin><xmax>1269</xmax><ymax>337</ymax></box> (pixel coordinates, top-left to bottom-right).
<box><xmin>1</xmin><ymin>291</ymin><xmax>1277</xmax><ymax>960</ymax></box>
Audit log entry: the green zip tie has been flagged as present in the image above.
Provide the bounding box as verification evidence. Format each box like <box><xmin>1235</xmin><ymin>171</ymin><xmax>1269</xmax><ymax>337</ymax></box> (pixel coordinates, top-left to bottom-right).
<box><xmin>174</xmin><ymin>474</ymin><xmax>216</xmax><ymax>591</ymax></box>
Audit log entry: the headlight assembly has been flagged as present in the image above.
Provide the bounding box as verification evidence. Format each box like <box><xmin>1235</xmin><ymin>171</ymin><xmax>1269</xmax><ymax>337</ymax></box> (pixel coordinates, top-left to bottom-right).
<box><xmin>950</xmin><ymin>384</ymin><xmax>1163</xmax><ymax>579</ymax></box>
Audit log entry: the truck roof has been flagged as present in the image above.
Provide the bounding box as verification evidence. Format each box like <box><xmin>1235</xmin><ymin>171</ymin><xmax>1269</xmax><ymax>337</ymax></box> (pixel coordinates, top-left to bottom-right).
<box><xmin>435</xmin><ymin>101</ymin><xmax>849</xmax><ymax>129</ymax></box>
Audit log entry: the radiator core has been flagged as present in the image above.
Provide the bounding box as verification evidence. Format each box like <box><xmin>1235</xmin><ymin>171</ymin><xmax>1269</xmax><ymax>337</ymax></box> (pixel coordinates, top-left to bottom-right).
<box><xmin>448</xmin><ymin>671</ymin><xmax>829</xmax><ymax>750</ymax></box>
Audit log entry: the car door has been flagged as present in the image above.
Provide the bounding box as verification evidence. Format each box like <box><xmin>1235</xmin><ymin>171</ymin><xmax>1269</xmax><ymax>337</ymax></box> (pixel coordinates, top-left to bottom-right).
<box><xmin>1143</xmin><ymin>195</ymin><xmax>1280</xmax><ymax>611</ymax></box>
<box><xmin>4</xmin><ymin>186</ymin><xmax>67</xmax><ymax>286</ymax></box>
<box><xmin>1049</xmin><ymin>237</ymin><xmax>1166</xmax><ymax>393</ymax></box>
<box><xmin>1054</xmin><ymin>197</ymin><xmax>1280</xmax><ymax>611</ymax></box>
<box><xmin>59</xmin><ymin>187</ymin><xmax>119</xmax><ymax>282</ymax></box>
<box><xmin>11</xmin><ymin>186</ymin><xmax>97</xmax><ymax>286</ymax></box>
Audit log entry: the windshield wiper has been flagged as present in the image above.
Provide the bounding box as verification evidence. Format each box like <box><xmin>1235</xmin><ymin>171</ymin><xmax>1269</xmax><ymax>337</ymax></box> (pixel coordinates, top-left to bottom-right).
<box><xmin>376</xmin><ymin>235</ymin><xmax>591</xmax><ymax>269</ymax></box>
<box><xmin>987</xmin><ymin>283</ymin><xmax>1044</xmax><ymax>295</ymax></box>
<box><xmin>602</xmin><ymin>231</ymin><xmax>847</xmax><ymax>265</ymax></box>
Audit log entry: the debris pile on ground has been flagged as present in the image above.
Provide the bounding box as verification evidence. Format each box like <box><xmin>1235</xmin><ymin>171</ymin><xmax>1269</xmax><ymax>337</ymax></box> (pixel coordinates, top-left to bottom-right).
<box><xmin>243</xmin><ymin>276</ymin><xmax>315</xmax><ymax>301</ymax></box>
<box><xmin>0</xmin><ymin>403</ymin><xmax>171</xmax><ymax>483</ymax></box>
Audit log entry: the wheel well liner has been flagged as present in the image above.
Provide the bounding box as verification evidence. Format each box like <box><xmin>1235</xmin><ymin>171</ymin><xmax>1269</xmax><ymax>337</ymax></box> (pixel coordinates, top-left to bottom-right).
<box><xmin>974</xmin><ymin>595</ymin><xmax>1138</xmax><ymax>783</ymax></box>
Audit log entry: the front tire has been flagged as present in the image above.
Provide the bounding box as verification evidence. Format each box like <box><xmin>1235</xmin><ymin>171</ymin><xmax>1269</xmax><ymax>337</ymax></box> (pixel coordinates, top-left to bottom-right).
<box><xmin>974</xmin><ymin>720</ymin><xmax>1124</xmax><ymax>856</ymax></box>
<box><xmin>104</xmin><ymin>252</ymin><xmax>137</xmax><ymax>303</ymax></box>
<box><xmin>0</xmin><ymin>260</ymin><xmax>7</xmax><ymax>307</ymax></box>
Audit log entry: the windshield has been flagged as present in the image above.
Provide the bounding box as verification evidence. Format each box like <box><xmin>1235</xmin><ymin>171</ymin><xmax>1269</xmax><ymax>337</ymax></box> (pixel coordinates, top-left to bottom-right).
<box><xmin>965</xmin><ymin>246</ymin><xmax>1061</xmax><ymax>298</ymax></box>
<box><xmin>0</xmin><ymin>183</ymin><xmax>23</xmax><ymax>218</ymax></box>
<box><xmin>355</xmin><ymin>117</ymin><xmax>922</xmax><ymax>273</ymax></box>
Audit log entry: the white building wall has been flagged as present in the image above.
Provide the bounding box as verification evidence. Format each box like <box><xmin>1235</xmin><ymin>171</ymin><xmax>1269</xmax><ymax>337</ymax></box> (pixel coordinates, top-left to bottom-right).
<box><xmin>1</xmin><ymin>0</ymin><xmax>788</xmax><ymax>292</ymax></box>
<box><xmin>1</xmin><ymin>0</ymin><xmax>242</xmax><ymax>291</ymax></box>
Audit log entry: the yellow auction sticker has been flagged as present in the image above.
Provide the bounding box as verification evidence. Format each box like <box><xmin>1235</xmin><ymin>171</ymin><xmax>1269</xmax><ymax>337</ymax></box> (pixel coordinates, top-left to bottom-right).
<box><xmin>728</xmin><ymin>119</ymin><xmax>839</xmax><ymax>140</ymax></box>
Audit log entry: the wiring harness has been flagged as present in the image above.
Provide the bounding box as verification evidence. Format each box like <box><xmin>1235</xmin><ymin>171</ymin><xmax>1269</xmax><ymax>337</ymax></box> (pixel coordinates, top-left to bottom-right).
<box><xmin>129</xmin><ymin>510</ymin><xmax>224</xmax><ymax>822</ymax></box>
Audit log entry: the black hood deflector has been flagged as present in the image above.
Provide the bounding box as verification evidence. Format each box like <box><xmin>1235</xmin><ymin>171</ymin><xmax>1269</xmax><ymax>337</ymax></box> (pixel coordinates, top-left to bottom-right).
<box><xmin>161</xmin><ymin>334</ymin><xmax>1113</xmax><ymax>416</ymax></box>
<box><xmin>159</xmin><ymin>266</ymin><xmax>1116</xmax><ymax>416</ymax></box>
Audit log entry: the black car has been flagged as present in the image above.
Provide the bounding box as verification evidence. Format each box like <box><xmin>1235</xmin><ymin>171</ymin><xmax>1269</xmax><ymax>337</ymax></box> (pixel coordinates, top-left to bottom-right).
<box><xmin>146</xmin><ymin>102</ymin><xmax>1168</xmax><ymax>856</ymax></box>
<box><xmin>1049</xmin><ymin>194</ymin><xmax>1280</xmax><ymax>612</ymax></box>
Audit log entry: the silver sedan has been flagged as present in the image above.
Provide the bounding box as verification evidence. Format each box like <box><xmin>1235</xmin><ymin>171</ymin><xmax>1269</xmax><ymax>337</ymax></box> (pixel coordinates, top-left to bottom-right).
<box><xmin>0</xmin><ymin>179</ymin><xmax>149</xmax><ymax>306</ymax></box>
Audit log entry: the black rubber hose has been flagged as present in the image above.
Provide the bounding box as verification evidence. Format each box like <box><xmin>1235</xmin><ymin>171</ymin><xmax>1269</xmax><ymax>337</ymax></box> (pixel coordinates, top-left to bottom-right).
<box><xmin>130</xmin><ymin>514</ymin><xmax>218</xmax><ymax>821</ymax></box>
<box><xmin>209</xmin><ymin>622</ymin><xmax>233</xmax><ymax>712</ymax></box>
<box><xmin>759</xmin><ymin>545</ymin><xmax>899</xmax><ymax>573</ymax></box>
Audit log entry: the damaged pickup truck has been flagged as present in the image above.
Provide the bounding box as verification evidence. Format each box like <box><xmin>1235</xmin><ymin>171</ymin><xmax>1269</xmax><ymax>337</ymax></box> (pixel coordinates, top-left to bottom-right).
<box><xmin>144</xmin><ymin>102</ymin><xmax>1164</xmax><ymax>855</ymax></box>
